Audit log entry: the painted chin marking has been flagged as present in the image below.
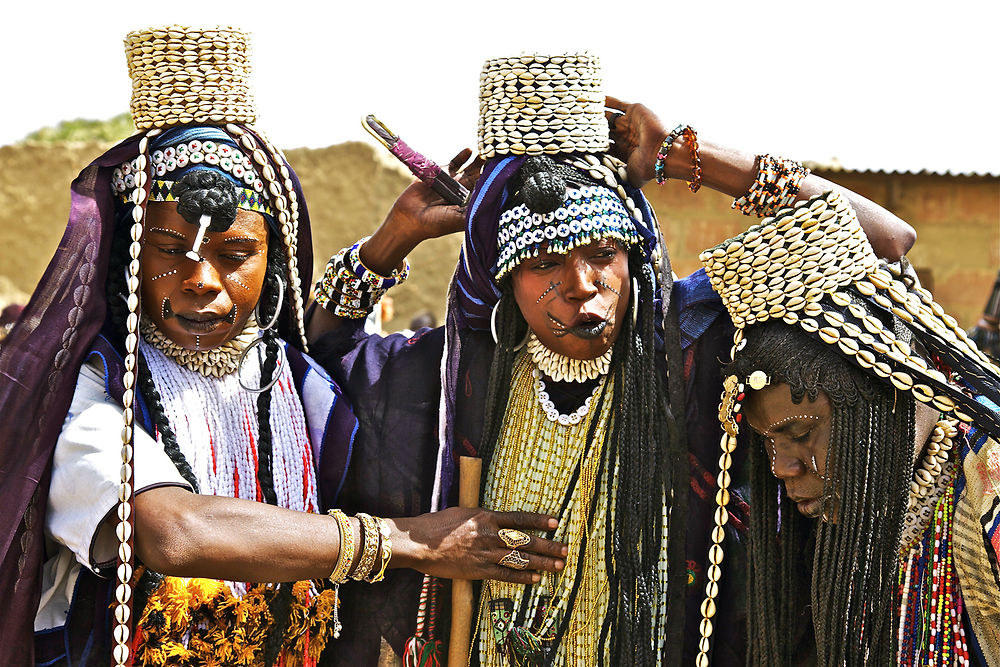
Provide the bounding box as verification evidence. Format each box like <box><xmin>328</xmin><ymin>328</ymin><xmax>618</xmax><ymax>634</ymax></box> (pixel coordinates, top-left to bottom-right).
<box><xmin>162</xmin><ymin>298</ymin><xmax>174</xmax><ymax>320</ymax></box>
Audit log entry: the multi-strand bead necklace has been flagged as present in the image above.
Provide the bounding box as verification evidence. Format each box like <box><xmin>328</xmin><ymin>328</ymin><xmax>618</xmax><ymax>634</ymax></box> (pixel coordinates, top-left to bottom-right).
<box><xmin>896</xmin><ymin>418</ymin><xmax>971</xmax><ymax>666</ymax></box>
<box><xmin>479</xmin><ymin>352</ymin><xmax>615</xmax><ymax>666</ymax></box>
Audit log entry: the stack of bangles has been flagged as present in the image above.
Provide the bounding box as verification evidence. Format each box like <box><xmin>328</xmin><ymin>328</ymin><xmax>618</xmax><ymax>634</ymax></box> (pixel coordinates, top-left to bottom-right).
<box><xmin>732</xmin><ymin>154</ymin><xmax>810</xmax><ymax>217</ymax></box>
<box><xmin>327</xmin><ymin>509</ymin><xmax>393</xmax><ymax>584</ymax></box>
<box><xmin>314</xmin><ymin>236</ymin><xmax>410</xmax><ymax>318</ymax></box>
<box><xmin>653</xmin><ymin>123</ymin><xmax>702</xmax><ymax>192</ymax></box>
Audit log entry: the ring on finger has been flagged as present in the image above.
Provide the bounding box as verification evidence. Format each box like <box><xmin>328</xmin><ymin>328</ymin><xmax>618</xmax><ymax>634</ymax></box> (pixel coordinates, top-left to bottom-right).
<box><xmin>498</xmin><ymin>549</ymin><xmax>529</xmax><ymax>570</ymax></box>
<box><xmin>498</xmin><ymin>528</ymin><xmax>531</xmax><ymax>550</ymax></box>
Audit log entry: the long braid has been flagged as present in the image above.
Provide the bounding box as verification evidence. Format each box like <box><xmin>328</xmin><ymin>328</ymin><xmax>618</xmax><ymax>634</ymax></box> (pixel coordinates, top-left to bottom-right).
<box><xmin>609</xmin><ymin>253</ymin><xmax>676</xmax><ymax>666</ymax></box>
<box><xmin>254</xmin><ymin>238</ymin><xmax>286</xmax><ymax>507</ymax></box>
<box><xmin>731</xmin><ymin>321</ymin><xmax>915</xmax><ymax>666</ymax></box>
<box><xmin>476</xmin><ymin>281</ymin><xmax>525</xmax><ymax>491</ymax></box>
<box><xmin>252</xmin><ymin>238</ymin><xmax>297</xmax><ymax>663</ymax></box>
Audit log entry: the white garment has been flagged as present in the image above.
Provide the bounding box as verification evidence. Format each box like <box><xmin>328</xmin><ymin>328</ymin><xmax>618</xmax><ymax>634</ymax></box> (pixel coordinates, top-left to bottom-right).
<box><xmin>36</xmin><ymin>359</ymin><xmax>191</xmax><ymax>631</ymax></box>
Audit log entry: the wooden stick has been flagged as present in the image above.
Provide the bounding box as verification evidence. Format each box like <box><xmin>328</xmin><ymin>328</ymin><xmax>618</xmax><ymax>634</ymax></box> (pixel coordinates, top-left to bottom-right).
<box><xmin>448</xmin><ymin>456</ymin><xmax>483</xmax><ymax>667</ymax></box>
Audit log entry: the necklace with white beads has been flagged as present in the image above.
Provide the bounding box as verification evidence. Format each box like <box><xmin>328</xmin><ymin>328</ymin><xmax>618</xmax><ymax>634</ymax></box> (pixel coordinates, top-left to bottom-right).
<box><xmin>533</xmin><ymin>368</ymin><xmax>602</xmax><ymax>425</ymax></box>
<box><xmin>526</xmin><ymin>333</ymin><xmax>612</xmax><ymax>383</ymax></box>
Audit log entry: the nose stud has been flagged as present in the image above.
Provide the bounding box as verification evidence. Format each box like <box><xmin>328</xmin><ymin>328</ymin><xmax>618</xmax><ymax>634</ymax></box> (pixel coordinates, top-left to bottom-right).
<box><xmin>197</xmin><ymin>281</ymin><xmax>204</xmax><ymax>289</ymax></box>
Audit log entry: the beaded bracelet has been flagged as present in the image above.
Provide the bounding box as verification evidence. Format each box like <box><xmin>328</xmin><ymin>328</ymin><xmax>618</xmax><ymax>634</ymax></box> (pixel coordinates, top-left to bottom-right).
<box><xmin>365</xmin><ymin>518</ymin><xmax>393</xmax><ymax>583</ymax></box>
<box><xmin>653</xmin><ymin>124</ymin><xmax>688</xmax><ymax>185</ymax></box>
<box><xmin>346</xmin><ymin>238</ymin><xmax>410</xmax><ymax>290</ymax></box>
<box><xmin>327</xmin><ymin>509</ymin><xmax>356</xmax><ymax>584</ymax></box>
<box><xmin>732</xmin><ymin>154</ymin><xmax>810</xmax><ymax>217</ymax></box>
<box><xmin>314</xmin><ymin>237</ymin><xmax>409</xmax><ymax>319</ymax></box>
<box><xmin>351</xmin><ymin>513</ymin><xmax>382</xmax><ymax>581</ymax></box>
<box><xmin>683</xmin><ymin>126</ymin><xmax>703</xmax><ymax>193</ymax></box>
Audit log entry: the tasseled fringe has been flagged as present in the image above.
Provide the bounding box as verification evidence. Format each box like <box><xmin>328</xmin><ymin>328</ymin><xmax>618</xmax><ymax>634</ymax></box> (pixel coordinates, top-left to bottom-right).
<box><xmin>402</xmin><ymin>636</ymin><xmax>443</xmax><ymax>667</ymax></box>
<box><xmin>133</xmin><ymin>576</ymin><xmax>338</xmax><ymax>667</ymax></box>
<box><xmin>404</xmin><ymin>576</ymin><xmax>444</xmax><ymax>667</ymax></box>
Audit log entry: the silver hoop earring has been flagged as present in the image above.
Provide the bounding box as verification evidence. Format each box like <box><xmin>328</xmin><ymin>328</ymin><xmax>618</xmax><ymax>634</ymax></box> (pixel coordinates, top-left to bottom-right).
<box><xmin>237</xmin><ymin>337</ymin><xmax>284</xmax><ymax>393</ymax></box>
<box><xmin>255</xmin><ymin>274</ymin><xmax>285</xmax><ymax>333</ymax></box>
<box><xmin>631</xmin><ymin>277</ymin><xmax>639</xmax><ymax>329</ymax></box>
<box><xmin>490</xmin><ymin>297</ymin><xmax>530</xmax><ymax>350</ymax></box>
<box><xmin>490</xmin><ymin>299</ymin><xmax>501</xmax><ymax>344</ymax></box>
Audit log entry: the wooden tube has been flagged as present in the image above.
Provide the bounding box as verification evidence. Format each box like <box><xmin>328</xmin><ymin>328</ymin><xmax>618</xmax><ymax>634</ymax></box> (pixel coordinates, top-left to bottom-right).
<box><xmin>447</xmin><ymin>456</ymin><xmax>483</xmax><ymax>667</ymax></box>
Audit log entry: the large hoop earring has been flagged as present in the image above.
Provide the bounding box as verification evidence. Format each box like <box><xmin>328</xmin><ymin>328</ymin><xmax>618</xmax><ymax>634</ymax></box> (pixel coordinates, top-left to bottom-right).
<box><xmin>631</xmin><ymin>276</ymin><xmax>639</xmax><ymax>329</ymax></box>
<box><xmin>491</xmin><ymin>297</ymin><xmax>531</xmax><ymax>350</ymax></box>
<box><xmin>237</xmin><ymin>337</ymin><xmax>284</xmax><ymax>393</ymax></box>
<box><xmin>255</xmin><ymin>274</ymin><xmax>285</xmax><ymax>333</ymax></box>
<box><xmin>490</xmin><ymin>299</ymin><xmax>501</xmax><ymax>344</ymax></box>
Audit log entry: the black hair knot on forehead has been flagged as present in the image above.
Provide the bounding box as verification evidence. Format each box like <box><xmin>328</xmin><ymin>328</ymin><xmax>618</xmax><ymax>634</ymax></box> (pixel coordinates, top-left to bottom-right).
<box><xmin>510</xmin><ymin>155</ymin><xmax>604</xmax><ymax>215</ymax></box>
<box><xmin>171</xmin><ymin>170</ymin><xmax>238</xmax><ymax>233</ymax></box>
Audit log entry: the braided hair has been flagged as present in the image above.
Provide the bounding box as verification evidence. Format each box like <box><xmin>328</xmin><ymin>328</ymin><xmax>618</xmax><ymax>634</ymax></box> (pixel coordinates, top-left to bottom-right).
<box><xmin>727</xmin><ymin>320</ymin><xmax>915</xmax><ymax>666</ymax></box>
<box><xmin>477</xmin><ymin>158</ymin><xmax>683</xmax><ymax>666</ymax></box>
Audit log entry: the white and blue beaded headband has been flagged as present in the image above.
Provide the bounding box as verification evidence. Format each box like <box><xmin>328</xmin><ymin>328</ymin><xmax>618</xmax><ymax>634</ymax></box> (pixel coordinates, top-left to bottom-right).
<box><xmin>111</xmin><ymin>138</ymin><xmax>272</xmax><ymax>216</ymax></box>
<box><xmin>494</xmin><ymin>183</ymin><xmax>640</xmax><ymax>279</ymax></box>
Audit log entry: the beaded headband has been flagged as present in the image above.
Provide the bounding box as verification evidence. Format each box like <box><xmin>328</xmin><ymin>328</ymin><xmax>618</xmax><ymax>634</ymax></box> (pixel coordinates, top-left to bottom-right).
<box><xmin>125</xmin><ymin>25</ymin><xmax>256</xmax><ymax>129</ymax></box>
<box><xmin>494</xmin><ymin>183</ymin><xmax>640</xmax><ymax>279</ymax></box>
<box><xmin>112</xmin><ymin>139</ymin><xmax>273</xmax><ymax>216</ymax></box>
<box><xmin>691</xmin><ymin>190</ymin><xmax>1000</xmax><ymax>665</ymax></box>
<box><xmin>478</xmin><ymin>52</ymin><xmax>608</xmax><ymax>159</ymax></box>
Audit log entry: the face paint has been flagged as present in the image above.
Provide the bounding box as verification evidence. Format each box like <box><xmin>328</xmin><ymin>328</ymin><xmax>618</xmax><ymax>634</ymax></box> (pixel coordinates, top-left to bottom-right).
<box><xmin>595</xmin><ymin>280</ymin><xmax>620</xmax><ymax>296</ymax></box>
<box><xmin>536</xmin><ymin>281</ymin><xmax>562</xmax><ymax>304</ymax></box>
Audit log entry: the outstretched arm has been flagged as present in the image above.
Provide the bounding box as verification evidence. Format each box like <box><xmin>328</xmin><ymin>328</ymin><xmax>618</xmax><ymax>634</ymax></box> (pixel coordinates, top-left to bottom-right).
<box><xmin>134</xmin><ymin>485</ymin><xmax>565</xmax><ymax>585</ymax></box>
<box><xmin>605</xmin><ymin>96</ymin><xmax>915</xmax><ymax>261</ymax></box>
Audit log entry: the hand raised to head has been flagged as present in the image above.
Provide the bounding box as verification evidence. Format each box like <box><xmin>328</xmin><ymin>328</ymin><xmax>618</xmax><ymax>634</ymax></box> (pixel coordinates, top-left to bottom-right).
<box><xmin>605</xmin><ymin>96</ymin><xmax>668</xmax><ymax>188</ymax></box>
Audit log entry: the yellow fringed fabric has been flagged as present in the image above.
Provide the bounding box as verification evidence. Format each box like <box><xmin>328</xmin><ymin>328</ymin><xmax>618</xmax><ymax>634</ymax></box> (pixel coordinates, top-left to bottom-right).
<box><xmin>134</xmin><ymin>575</ymin><xmax>339</xmax><ymax>667</ymax></box>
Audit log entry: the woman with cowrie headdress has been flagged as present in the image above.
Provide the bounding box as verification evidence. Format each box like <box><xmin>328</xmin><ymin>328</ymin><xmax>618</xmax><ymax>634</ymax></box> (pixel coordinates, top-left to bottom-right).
<box><xmin>698</xmin><ymin>195</ymin><xmax>1000</xmax><ymax>665</ymax></box>
<box><xmin>309</xmin><ymin>53</ymin><xmax>915</xmax><ymax>665</ymax></box>
<box><xmin>0</xmin><ymin>27</ymin><xmax>565</xmax><ymax>667</ymax></box>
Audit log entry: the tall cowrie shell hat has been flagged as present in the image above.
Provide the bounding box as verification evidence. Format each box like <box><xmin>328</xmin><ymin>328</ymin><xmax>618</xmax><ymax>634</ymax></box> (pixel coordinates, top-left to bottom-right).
<box><xmin>478</xmin><ymin>52</ymin><xmax>609</xmax><ymax>159</ymax></box>
<box><xmin>125</xmin><ymin>25</ymin><xmax>256</xmax><ymax>129</ymax></box>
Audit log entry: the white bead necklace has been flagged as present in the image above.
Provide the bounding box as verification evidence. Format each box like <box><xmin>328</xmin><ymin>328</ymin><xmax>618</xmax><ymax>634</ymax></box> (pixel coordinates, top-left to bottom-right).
<box><xmin>139</xmin><ymin>314</ymin><xmax>258</xmax><ymax>378</ymax></box>
<box><xmin>526</xmin><ymin>332</ymin><xmax>612</xmax><ymax>383</ymax></box>
<box><xmin>532</xmin><ymin>367</ymin><xmax>602</xmax><ymax>425</ymax></box>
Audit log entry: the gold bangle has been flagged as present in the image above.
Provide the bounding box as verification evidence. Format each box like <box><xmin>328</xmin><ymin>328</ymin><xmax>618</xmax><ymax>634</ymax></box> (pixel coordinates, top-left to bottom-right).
<box><xmin>351</xmin><ymin>513</ymin><xmax>381</xmax><ymax>581</ymax></box>
<box><xmin>366</xmin><ymin>517</ymin><xmax>393</xmax><ymax>583</ymax></box>
<box><xmin>327</xmin><ymin>509</ymin><xmax>355</xmax><ymax>584</ymax></box>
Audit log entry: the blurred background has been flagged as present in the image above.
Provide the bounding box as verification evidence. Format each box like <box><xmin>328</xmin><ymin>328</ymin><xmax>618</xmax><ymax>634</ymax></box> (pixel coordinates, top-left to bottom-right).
<box><xmin>1</xmin><ymin>0</ymin><xmax>997</xmax><ymax>337</ymax></box>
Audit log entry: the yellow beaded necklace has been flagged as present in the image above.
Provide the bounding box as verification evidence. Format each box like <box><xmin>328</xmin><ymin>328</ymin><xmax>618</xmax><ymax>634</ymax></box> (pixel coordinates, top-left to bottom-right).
<box><xmin>477</xmin><ymin>351</ymin><xmax>616</xmax><ymax>667</ymax></box>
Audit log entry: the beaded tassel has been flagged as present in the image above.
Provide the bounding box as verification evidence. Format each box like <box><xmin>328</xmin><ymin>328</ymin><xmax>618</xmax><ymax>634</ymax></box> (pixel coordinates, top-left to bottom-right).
<box><xmin>896</xmin><ymin>485</ymin><xmax>970</xmax><ymax>665</ymax></box>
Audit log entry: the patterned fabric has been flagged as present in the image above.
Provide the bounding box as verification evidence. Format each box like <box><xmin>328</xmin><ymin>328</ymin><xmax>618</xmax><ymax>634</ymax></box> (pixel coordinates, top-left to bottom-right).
<box><xmin>954</xmin><ymin>426</ymin><xmax>1000</xmax><ymax>662</ymax></box>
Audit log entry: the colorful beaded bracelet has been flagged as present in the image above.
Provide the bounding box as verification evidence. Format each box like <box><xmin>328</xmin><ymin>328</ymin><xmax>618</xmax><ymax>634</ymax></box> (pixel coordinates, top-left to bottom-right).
<box><xmin>653</xmin><ymin>124</ymin><xmax>688</xmax><ymax>185</ymax></box>
<box><xmin>732</xmin><ymin>154</ymin><xmax>810</xmax><ymax>217</ymax></box>
<box><xmin>346</xmin><ymin>237</ymin><xmax>410</xmax><ymax>290</ymax></box>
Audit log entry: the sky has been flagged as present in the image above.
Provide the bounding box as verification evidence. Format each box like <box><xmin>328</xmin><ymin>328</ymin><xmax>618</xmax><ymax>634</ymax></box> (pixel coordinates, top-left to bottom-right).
<box><xmin>1</xmin><ymin>0</ymin><xmax>998</xmax><ymax>176</ymax></box>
